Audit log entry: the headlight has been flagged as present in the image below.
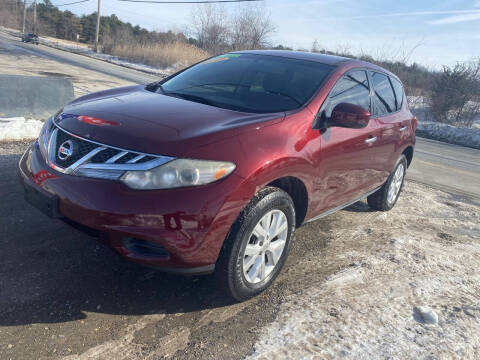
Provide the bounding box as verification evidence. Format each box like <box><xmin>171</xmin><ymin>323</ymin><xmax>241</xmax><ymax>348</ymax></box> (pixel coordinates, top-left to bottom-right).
<box><xmin>120</xmin><ymin>159</ymin><xmax>235</xmax><ymax>190</ymax></box>
<box><xmin>38</xmin><ymin>116</ymin><xmax>53</xmax><ymax>158</ymax></box>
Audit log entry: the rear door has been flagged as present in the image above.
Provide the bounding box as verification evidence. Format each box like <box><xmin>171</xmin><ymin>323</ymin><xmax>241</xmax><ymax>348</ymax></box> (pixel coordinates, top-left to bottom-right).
<box><xmin>390</xmin><ymin>76</ymin><xmax>411</xmax><ymax>144</ymax></box>
<box><xmin>369</xmin><ymin>71</ymin><xmax>406</xmax><ymax>179</ymax></box>
<box><xmin>315</xmin><ymin>69</ymin><xmax>383</xmax><ymax>214</ymax></box>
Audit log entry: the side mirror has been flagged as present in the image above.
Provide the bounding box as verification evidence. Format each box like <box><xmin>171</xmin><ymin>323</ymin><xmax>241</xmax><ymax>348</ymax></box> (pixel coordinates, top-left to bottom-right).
<box><xmin>329</xmin><ymin>103</ymin><xmax>370</xmax><ymax>129</ymax></box>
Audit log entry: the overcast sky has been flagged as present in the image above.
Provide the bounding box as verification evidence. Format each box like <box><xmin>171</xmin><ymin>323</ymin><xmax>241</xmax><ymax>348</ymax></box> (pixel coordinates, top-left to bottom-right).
<box><xmin>60</xmin><ymin>0</ymin><xmax>480</xmax><ymax>69</ymax></box>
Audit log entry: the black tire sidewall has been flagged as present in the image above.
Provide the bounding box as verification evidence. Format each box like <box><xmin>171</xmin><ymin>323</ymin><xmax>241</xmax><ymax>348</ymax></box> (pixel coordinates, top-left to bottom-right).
<box><xmin>225</xmin><ymin>188</ymin><xmax>295</xmax><ymax>300</ymax></box>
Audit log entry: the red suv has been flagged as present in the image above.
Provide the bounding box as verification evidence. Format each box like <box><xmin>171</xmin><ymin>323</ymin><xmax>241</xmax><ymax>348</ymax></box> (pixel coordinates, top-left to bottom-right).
<box><xmin>19</xmin><ymin>51</ymin><xmax>416</xmax><ymax>300</ymax></box>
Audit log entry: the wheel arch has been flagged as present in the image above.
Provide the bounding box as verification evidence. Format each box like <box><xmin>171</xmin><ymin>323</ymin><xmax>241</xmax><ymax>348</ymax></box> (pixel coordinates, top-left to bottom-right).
<box><xmin>402</xmin><ymin>146</ymin><xmax>414</xmax><ymax>167</ymax></box>
<box><xmin>267</xmin><ymin>176</ymin><xmax>309</xmax><ymax>227</ymax></box>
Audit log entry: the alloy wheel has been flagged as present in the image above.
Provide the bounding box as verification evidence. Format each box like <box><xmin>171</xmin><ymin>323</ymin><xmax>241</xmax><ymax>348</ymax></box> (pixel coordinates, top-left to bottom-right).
<box><xmin>242</xmin><ymin>209</ymin><xmax>288</xmax><ymax>284</ymax></box>
<box><xmin>387</xmin><ymin>163</ymin><xmax>404</xmax><ymax>205</ymax></box>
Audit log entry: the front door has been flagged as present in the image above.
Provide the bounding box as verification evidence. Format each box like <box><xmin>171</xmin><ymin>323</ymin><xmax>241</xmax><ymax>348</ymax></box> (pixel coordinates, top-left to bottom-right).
<box><xmin>314</xmin><ymin>69</ymin><xmax>383</xmax><ymax>214</ymax></box>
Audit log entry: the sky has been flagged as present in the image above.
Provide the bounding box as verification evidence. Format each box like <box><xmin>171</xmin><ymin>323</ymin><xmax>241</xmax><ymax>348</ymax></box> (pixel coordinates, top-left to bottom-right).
<box><xmin>57</xmin><ymin>0</ymin><xmax>480</xmax><ymax>69</ymax></box>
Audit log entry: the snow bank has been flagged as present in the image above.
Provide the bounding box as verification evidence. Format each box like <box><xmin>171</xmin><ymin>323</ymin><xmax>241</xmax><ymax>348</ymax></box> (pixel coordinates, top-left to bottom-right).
<box><xmin>417</xmin><ymin>122</ymin><xmax>480</xmax><ymax>149</ymax></box>
<box><xmin>0</xmin><ymin>117</ymin><xmax>43</xmax><ymax>141</ymax></box>
<box><xmin>406</xmin><ymin>96</ymin><xmax>480</xmax><ymax>148</ymax></box>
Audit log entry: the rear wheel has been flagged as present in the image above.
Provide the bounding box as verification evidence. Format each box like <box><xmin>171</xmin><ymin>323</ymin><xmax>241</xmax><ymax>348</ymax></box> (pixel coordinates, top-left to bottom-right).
<box><xmin>215</xmin><ymin>187</ymin><xmax>295</xmax><ymax>301</ymax></box>
<box><xmin>367</xmin><ymin>155</ymin><xmax>407</xmax><ymax>211</ymax></box>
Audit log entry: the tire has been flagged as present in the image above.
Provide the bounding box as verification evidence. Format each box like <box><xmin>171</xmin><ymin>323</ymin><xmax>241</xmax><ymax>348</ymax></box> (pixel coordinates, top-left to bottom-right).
<box><xmin>215</xmin><ymin>186</ymin><xmax>296</xmax><ymax>301</ymax></box>
<box><xmin>367</xmin><ymin>155</ymin><xmax>407</xmax><ymax>211</ymax></box>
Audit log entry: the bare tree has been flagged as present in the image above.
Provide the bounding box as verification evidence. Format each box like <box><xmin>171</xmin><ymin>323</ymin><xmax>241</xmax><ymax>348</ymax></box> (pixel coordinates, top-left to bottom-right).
<box><xmin>230</xmin><ymin>3</ymin><xmax>275</xmax><ymax>51</ymax></box>
<box><xmin>430</xmin><ymin>59</ymin><xmax>480</xmax><ymax>127</ymax></box>
<box><xmin>190</xmin><ymin>4</ymin><xmax>229</xmax><ymax>54</ymax></box>
<box><xmin>102</xmin><ymin>26</ymin><xmax>135</xmax><ymax>54</ymax></box>
<box><xmin>311</xmin><ymin>39</ymin><xmax>322</xmax><ymax>53</ymax></box>
<box><xmin>0</xmin><ymin>0</ymin><xmax>20</xmax><ymax>29</ymax></box>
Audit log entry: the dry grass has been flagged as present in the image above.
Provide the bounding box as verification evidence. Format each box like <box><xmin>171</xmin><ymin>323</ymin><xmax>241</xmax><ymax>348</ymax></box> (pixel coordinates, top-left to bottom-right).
<box><xmin>108</xmin><ymin>41</ymin><xmax>210</xmax><ymax>70</ymax></box>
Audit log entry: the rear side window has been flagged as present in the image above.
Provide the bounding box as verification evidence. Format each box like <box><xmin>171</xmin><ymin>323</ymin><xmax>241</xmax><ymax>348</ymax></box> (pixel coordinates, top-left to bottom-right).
<box><xmin>390</xmin><ymin>77</ymin><xmax>404</xmax><ymax>111</ymax></box>
<box><xmin>370</xmin><ymin>72</ymin><xmax>396</xmax><ymax>116</ymax></box>
<box><xmin>321</xmin><ymin>70</ymin><xmax>370</xmax><ymax>118</ymax></box>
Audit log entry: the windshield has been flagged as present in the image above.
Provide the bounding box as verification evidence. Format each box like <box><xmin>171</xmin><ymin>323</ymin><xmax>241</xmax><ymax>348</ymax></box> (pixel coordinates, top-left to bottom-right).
<box><xmin>160</xmin><ymin>53</ymin><xmax>334</xmax><ymax>113</ymax></box>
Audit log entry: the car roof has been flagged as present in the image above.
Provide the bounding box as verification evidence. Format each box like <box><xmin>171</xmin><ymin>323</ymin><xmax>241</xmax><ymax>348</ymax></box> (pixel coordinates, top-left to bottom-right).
<box><xmin>231</xmin><ymin>50</ymin><xmax>352</xmax><ymax>66</ymax></box>
<box><xmin>228</xmin><ymin>50</ymin><xmax>400</xmax><ymax>81</ymax></box>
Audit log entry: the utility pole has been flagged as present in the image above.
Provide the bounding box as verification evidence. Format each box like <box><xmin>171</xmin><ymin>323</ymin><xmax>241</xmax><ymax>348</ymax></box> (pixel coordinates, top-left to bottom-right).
<box><xmin>94</xmin><ymin>0</ymin><xmax>101</xmax><ymax>52</ymax></box>
<box><xmin>22</xmin><ymin>0</ymin><xmax>27</xmax><ymax>34</ymax></box>
<box><xmin>33</xmin><ymin>0</ymin><xmax>37</xmax><ymax>34</ymax></box>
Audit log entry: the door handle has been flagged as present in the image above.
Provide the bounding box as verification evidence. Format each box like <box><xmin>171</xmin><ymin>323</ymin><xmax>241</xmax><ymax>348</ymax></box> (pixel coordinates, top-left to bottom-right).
<box><xmin>365</xmin><ymin>136</ymin><xmax>377</xmax><ymax>144</ymax></box>
<box><xmin>399</xmin><ymin>126</ymin><xmax>407</xmax><ymax>132</ymax></box>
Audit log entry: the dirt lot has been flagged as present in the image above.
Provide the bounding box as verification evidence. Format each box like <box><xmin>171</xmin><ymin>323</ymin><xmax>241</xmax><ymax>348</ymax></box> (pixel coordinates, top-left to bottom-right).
<box><xmin>1</xmin><ymin>141</ymin><xmax>479</xmax><ymax>360</ymax></box>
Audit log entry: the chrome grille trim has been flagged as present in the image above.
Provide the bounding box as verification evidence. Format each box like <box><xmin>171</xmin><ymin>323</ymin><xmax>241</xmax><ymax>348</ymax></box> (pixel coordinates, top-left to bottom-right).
<box><xmin>127</xmin><ymin>154</ymin><xmax>146</xmax><ymax>164</ymax></box>
<box><xmin>106</xmin><ymin>151</ymin><xmax>129</xmax><ymax>163</ymax></box>
<box><xmin>64</xmin><ymin>146</ymin><xmax>107</xmax><ymax>174</ymax></box>
<box><xmin>74</xmin><ymin>157</ymin><xmax>172</xmax><ymax>172</ymax></box>
<box><xmin>46</xmin><ymin>122</ymin><xmax>175</xmax><ymax>177</ymax></box>
<box><xmin>52</xmin><ymin>119</ymin><xmax>170</xmax><ymax>157</ymax></box>
<box><xmin>47</xmin><ymin>128</ymin><xmax>58</xmax><ymax>166</ymax></box>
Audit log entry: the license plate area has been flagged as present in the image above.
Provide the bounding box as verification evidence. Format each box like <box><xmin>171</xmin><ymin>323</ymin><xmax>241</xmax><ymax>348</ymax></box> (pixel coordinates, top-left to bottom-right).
<box><xmin>24</xmin><ymin>181</ymin><xmax>60</xmax><ymax>218</ymax></box>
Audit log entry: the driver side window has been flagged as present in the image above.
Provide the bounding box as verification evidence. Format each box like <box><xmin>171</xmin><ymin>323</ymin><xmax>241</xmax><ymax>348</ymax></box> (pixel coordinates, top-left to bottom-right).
<box><xmin>322</xmin><ymin>70</ymin><xmax>371</xmax><ymax>119</ymax></box>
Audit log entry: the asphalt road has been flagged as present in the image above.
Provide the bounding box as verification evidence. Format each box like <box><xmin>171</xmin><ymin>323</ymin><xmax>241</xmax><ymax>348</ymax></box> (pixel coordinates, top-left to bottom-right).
<box><xmin>0</xmin><ymin>31</ymin><xmax>158</xmax><ymax>84</ymax></box>
<box><xmin>408</xmin><ymin>137</ymin><xmax>480</xmax><ymax>204</ymax></box>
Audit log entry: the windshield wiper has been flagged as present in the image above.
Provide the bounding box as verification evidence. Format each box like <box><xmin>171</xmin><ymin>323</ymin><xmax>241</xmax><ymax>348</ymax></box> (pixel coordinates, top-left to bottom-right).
<box><xmin>263</xmin><ymin>89</ymin><xmax>302</xmax><ymax>106</ymax></box>
<box><xmin>145</xmin><ymin>81</ymin><xmax>166</xmax><ymax>94</ymax></box>
<box><xmin>164</xmin><ymin>92</ymin><xmax>217</xmax><ymax>107</ymax></box>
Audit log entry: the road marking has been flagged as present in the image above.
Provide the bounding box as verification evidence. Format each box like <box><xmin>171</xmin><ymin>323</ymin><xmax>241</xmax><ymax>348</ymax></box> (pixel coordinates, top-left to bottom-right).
<box><xmin>412</xmin><ymin>158</ymin><xmax>480</xmax><ymax>177</ymax></box>
<box><xmin>415</xmin><ymin>149</ymin><xmax>480</xmax><ymax>167</ymax></box>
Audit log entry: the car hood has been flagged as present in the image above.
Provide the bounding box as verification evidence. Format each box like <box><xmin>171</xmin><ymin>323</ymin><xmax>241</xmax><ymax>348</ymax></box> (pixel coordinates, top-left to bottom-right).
<box><xmin>56</xmin><ymin>85</ymin><xmax>284</xmax><ymax>156</ymax></box>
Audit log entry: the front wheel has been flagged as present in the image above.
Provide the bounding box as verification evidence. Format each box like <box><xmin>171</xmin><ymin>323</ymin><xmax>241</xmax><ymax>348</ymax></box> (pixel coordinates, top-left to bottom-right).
<box><xmin>367</xmin><ymin>155</ymin><xmax>407</xmax><ymax>211</ymax></box>
<box><xmin>215</xmin><ymin>187</ymin><xmax>295</xmax><ymax>301</ymax></box>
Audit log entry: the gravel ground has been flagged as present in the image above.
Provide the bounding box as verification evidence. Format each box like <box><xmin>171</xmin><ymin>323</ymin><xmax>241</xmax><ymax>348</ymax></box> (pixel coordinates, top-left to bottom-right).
<box><xmin>1</xmin><ymin>141</ymin><xmax>479</xmax><ymax>360</ymax></box>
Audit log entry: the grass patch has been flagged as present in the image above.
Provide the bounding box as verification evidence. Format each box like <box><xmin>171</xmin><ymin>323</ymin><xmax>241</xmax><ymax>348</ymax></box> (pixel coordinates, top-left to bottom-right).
<box><xmin>107</xmin><ymin>41</ymin><xmax>210</xmax><ymax>70</ymax></box>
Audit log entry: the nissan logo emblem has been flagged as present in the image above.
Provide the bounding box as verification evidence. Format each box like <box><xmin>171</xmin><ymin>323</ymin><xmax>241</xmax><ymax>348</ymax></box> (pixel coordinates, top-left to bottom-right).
<box><xmin>58</xmin><ymin>140</ymin><xmax>75</xmax><ymax>161</ymax></box>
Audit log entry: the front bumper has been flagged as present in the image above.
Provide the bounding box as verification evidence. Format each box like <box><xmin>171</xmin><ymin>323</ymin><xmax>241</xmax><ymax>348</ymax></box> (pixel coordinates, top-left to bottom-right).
<box><xmin>18</xmin><ymin>141</ymin><xmax>252</xmax><ymax>273</ymax></box>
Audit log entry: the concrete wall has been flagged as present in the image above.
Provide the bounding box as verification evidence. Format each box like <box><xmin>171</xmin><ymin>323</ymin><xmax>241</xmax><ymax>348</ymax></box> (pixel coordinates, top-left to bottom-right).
<box><xmin>0</xmin><ymin>75</ymin><xmax>74</xmax><ymax>119</ymax></box>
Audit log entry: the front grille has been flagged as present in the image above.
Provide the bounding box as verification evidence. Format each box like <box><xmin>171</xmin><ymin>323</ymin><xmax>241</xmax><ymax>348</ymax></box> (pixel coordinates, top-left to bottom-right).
<box><xmin>46</xmin><ymin>124</ymin><xmax>174</xmax><ymax>178</ymax></box>
<box><xmin>115</xmin><ymin>152</ymin><xmax>138</xmax><ymax>164</ymax></box>
<box><xmin>90</xmin><ymin>148</ymin><xmax>120</xmax><ymax>163</ymax></box>
<box><xmin>50</xmin><ymin>126</ymin><xmax>165</xmax><ymax>171</ymax></box>
<box><xmin>54</xmin><ymin>129</ymin><xmax>99</xmax><ymax>168</ymax></box>
<box><xmin>137</xmin><ymin>155</ymin><xmax>155</xmax><ymax>163</ymax></box>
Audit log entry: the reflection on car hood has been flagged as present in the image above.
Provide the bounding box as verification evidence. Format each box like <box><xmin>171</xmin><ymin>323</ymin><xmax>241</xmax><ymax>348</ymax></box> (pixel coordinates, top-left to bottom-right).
<box><xmin>57</xmin><ymin>85</ymin><xmax>284</xmax><ymax>156</ymax></box>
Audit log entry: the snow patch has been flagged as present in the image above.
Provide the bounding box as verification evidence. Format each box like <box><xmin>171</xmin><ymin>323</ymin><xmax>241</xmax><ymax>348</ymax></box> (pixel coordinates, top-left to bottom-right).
<box><xmin>247</xmin><ymin>184</ymin><xmax>480</xmax><ymax>359</ymax></box>
<box><xmin>417</xmin><ymin>122</ymin><xmax>480</xmax><ymax>149</ymax></box>
<box><xmin>406</xmin><ymin>96</ymin><xmax>480</xmax><ymax>148</ymax></box>
<box><xmin>0</xmin><ymin>117</ymin><xmax>43</xmax><ymax>141</ymax></box>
